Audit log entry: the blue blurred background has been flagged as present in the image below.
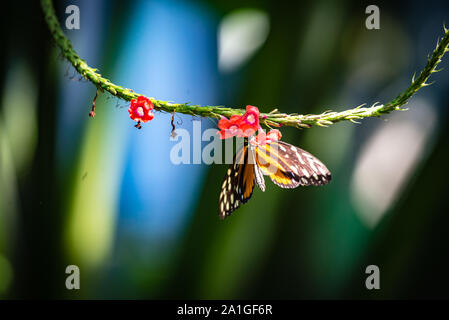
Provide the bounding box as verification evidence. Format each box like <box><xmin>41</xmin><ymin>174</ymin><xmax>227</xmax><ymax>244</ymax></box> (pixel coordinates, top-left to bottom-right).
<box><xmin>0</xmin><ymin>0</ymin><xmax>449</xmax><ymax>299</ymax></box>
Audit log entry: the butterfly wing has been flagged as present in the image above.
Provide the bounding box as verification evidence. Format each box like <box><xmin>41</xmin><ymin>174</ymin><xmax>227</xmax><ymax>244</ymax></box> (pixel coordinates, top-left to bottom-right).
<box><xmin>218</xmin><ymin>145</ymin><xmax>257</xmax><ymax>219</ymax></box>
<box><xmin>249</xmin><ymin>144</ymin><xmax>266</xmax><ymax>192</ymax></box>
<box><xmin>255</xmin><ymin>140</ymin><xmax>331</xmax><ymax>188</ymax></box>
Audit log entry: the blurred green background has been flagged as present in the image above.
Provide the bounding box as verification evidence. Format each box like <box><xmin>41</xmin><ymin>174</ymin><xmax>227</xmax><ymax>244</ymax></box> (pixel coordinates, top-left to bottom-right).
<box><xmin>0</xmin><ymin>0</ymin><xmax>449</xmax><ymax>299</ymax></box>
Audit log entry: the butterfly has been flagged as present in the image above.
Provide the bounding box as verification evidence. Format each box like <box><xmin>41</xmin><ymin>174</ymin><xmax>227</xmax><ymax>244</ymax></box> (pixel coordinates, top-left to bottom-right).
<box><xmin>218</xmin><ymin>138</ymin><xmax>331</xmax><ymax>219</ymax></box>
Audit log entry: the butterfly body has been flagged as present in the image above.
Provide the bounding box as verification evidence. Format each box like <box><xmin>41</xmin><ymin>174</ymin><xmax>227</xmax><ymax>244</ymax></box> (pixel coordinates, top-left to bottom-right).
<box><xmin>218</xmin><ymin>139</ymin><xmax>331</xmax><ymax>219</ymax></box>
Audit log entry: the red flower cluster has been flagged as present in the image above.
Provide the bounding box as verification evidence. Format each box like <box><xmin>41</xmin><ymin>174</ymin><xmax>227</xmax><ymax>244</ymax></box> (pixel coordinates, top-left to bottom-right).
<box><xmin>218</xmin><ymin>105</ymin><xmax>260</xmax><ymax>139</ymax></box>
<box><xmin>252</xmin><ymin>129</ymin><xmax>282</xmax><ymax>145</ymax></box>
<box><xmin>128</xmin><ymin>96</ymin><xmax>154</xmax><ymax>126</ymax></box>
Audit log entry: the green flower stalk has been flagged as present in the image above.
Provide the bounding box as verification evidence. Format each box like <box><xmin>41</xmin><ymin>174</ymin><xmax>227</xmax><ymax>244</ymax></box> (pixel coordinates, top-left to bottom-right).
<box><xmin>41</xmin><ymin>0</ymin><xmax>449</xmax><ymax>129</ymax></box>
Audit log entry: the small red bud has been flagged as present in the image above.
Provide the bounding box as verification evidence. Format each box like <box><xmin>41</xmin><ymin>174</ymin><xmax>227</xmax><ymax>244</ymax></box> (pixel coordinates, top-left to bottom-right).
<box><xmin>128</xmin><ymin>96</ymin><xmax>154</xmax><ymax>126</ymax></box>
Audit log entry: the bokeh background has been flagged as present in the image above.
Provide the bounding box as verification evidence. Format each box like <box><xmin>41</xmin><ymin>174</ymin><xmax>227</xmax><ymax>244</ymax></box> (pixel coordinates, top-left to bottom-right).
<box><xmin>1</xmin><ymin>0</ymin><xmax>449</xmax><ymax>299</ymax></box>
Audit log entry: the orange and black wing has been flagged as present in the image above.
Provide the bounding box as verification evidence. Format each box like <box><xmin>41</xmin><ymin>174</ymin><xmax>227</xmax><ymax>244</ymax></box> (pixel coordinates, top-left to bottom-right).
<box><xmin>255</xmin><ymin>140</ymin><xmax>331</xmax><ymax>188</ymax></box>
<box><xmin>218</xmin><ymin>146</ymin><xmax>256</xmax><ymax>219</ymax></box>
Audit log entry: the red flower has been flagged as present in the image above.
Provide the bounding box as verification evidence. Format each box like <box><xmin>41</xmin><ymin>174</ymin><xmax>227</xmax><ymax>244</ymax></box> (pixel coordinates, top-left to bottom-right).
<box><xmin>238</xmin><ymin>105</ymin><xmax>260</xmax><ymax>137</ymax></box>
<box><xmin>218</xmin><ymin>105</ymin><xmax>261</xmax><ymax>139</ymax></box>
<box><xmin>128</xmin><ymin>96</ymin><xmax>154</xmax><ymax>123</ymax></box>
<box><xmin>252</xmin><ymin>129</ymin><xmax>282</xmax><ymax>145</ymax></box>
<box><xmin>266</xmin><ymin>129</ymin><xmax>282</xmax><ymax>142</ymax></box>
<box><xmin>218</xmin><ymin>115</ymin><xmax>243</xmax><ymax>139</ymax></box>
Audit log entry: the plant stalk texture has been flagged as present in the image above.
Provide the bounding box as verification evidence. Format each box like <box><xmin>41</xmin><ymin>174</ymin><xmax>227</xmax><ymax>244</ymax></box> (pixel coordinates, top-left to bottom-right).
<box><xmin>41</xmin><ymin>0</ymin><xmax>449</xmax><ymax>129</ymax></box>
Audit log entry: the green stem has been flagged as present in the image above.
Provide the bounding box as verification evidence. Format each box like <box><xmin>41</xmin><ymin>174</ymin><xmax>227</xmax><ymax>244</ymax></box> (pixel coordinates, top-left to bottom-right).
<box><xmin>41</xmin><ymin>0</ymin><xmax>449</xmax><ymax>129</ymax></box>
